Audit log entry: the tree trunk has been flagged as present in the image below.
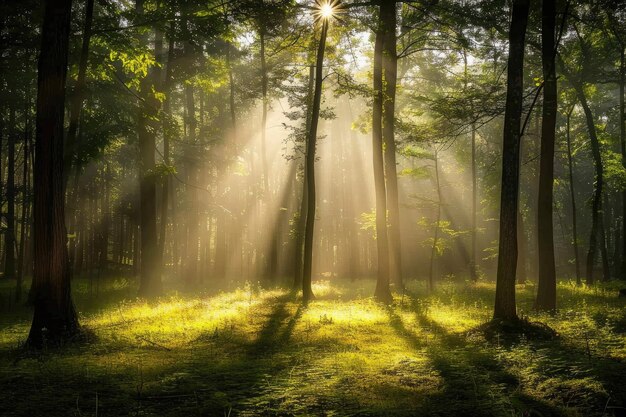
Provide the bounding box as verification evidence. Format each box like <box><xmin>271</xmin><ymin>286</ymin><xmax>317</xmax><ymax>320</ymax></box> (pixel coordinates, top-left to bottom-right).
<box><xmin>184</xmin><ymin>83</ymin><xmax>199</xmax><ymax>287</ymax></box>
<box><xmin>4</xmin><ymin>103</ymin><xmax>16</xmax><ymax>282</ymax></box>
<box><xmin>470</xmin><ymin>123</ymin><xmax>478</xmax><ymax>281</ymax></box>
<box><xmin>428</xmin><ymin>149</ymin><xmax>441</xmax><ymax>291</ymax></box>
<box><xmin>372</xmin><ymin>13</ymin><xmax>392</xmax><ymax>303</ymax></box>
<box><xmin>260</xmin><ymin>31</ymin><xmax>269</xmax><ymax>195</ymax></box>
<box><xmin>303</xmin><ymin>19</ymin><xmax>329</xmax><ymax>303</ymax></box>
<box><xmin>493</xmin><ymin>0</ymin><xmax>530</xmax><ymax>322</ymax></box>
<box><xmin>619</xmin><ymin>45</ymin><xmax>626</xmax><ymax>277</ymax></box>
<box><xmin>136</xmin><ymin>0</ymin><xmax>161</xmax><ymax>296</ymax></box>
<box><xmin>293</xmin><ymin>64</ymin><xmax>315</xmax><ymax>289</ymax></box>
<box><xmin>16</xmin><ymin>108</ymin><xmax>30</xmax><ymax>302</ymax></box>
<box><xmin>64</xmin><ymin>0</ymin><xmax>94</xmax><ymax>183</ymax></box>
<box><xmin>565</xmin><ymin>107</ymin><xmax>581</xmax><ymax>285</ymax></box>
<box><xmin>381</xmin><ymin>1</ymin><xmax>402</xmax><ymax>288</ymax></box>
<box><xmin>536</xmin><ymin>0</ymin><xmax>557</xmax><ymax>311</ymax></box>
<box><xmin>158</xmin><ymin>26</ymin><xmax>173</xmax><ymax>267</ymax></box>
<box><xmin>575</xmin><ymin>86</ymin><xmax>608</xmax><ymax>284</ymax></box>
<box><xmin>27</xmin><ymin>0</ymin><xmax>80</xmax><ymax>347</ymax></box>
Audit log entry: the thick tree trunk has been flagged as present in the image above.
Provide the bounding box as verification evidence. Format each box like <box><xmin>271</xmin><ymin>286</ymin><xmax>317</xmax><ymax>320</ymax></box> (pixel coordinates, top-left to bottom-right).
<box><xmin>536</xmin><ymin>0</ymin><xmax>557</xmax><ymax>311</ymax></box>
<box><xmin>303</xmin><ymin>20</ymin><xmax>329</xmax><ymax>303</ymax></box>
<box><xmin>372</xmin><ymin>15</ymin><xmax>392</xmax><ymax>303</ymax></box>
<box><xmin>381</xmin><ymin>1</ymin><xmax>402</xmax><ymax>288</ymax></box>
<box><xmin>493</xmin><ymin>0</ymin><xmax>529</xmax><ymax>322</ymax></box>
<box><xmin>27</xmin><ymin>0</ymin><xmax>80</xmax><ymax>347</ymax></box>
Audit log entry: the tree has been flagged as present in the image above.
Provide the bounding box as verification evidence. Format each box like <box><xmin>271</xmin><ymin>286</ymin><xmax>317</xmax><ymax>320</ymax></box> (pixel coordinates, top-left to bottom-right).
<box><xmin>381</xmin><ymin>1</ymin><xmax>403</xmax><ymax>287</ymax></box>
<box><xmin>302</xmin><ymin>6</ymin><xmax>332</xmax><ymax>303</ymax></box>
<box><xmin>27</xmin><ymin>0</ymin><xmax>80</xmax><ymax>347</ymax></box>
<box><xmin>136</xmin><ymin>0</ymin><xmax>162</xmax><ymax>296</ymax></box>
<box><xmin>558</xmin><ymin>45</ymin><xmax>611</xmax><ymax>284</ymax></box>
<box><xmin>493</xmin><ymin>0</ymin><xmax>530</xmax><ymax>322</ymax></box>
<box><xmin>536</xmin><ymin>0</ymin><xmax>557</xmax><ymax>311</ymax></box>
<box><xmin>372</xmin><ymin>4</ymin><xmax>392</xmax><ymax>303</ymax></box>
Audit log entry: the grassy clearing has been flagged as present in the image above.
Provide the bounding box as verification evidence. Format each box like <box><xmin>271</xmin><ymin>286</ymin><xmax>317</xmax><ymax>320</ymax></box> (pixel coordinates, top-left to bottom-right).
<box><xmin>0</xmin><ymin>278</ymin><xmax>625</xmax><ymax>416</ymax></box>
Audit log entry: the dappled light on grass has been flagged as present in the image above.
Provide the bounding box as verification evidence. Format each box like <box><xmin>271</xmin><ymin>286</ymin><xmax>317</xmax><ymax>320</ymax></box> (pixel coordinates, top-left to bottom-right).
<box><xmin>0</xmin><ymin>278</ymin><xmax>625</xmax><ymax>416</ymax></box>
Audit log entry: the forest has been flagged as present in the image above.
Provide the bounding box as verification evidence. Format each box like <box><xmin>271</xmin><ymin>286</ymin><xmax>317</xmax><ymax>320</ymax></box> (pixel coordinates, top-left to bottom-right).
<box><xmin>1</xmin><ymin>0</ymin><xmax>626</xmax><ymax>415</ymax></box>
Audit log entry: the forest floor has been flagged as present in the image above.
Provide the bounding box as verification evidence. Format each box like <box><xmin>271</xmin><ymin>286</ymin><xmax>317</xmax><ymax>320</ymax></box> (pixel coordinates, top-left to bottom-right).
<box><xmin>0</xmin><ymin>277</ymin><xmax>625</xmax><ymax>417</ymax></box>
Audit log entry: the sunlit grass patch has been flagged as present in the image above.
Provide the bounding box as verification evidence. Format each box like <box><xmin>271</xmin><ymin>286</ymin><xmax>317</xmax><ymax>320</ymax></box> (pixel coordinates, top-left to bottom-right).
<box><xmin>0</xmin><ymin>277</ymin><xmax>625</xmax><ymax>416</ymax></box>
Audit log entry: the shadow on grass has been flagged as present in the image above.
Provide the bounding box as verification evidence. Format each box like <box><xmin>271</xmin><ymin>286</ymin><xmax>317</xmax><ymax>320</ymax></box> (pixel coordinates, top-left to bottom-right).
<box><xmin>385</xmin><ymin>295</ymin><xmax>568</xmax><ymax>417</ymax></box>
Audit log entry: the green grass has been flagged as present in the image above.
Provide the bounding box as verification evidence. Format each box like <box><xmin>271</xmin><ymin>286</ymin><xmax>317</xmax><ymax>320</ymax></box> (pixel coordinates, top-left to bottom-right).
<box><xmin>0</xmin><ymin>277</ymin><xmax>625</xmax><ymax>416</ymax></box>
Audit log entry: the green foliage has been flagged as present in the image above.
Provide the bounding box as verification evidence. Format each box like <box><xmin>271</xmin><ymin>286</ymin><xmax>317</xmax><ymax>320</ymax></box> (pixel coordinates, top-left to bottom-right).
<box><xmin>359</xmin><ymin>209</ymin><xmax>379</xmax><ymax>239</ymax></box>
<box><xmin>418</xmin><ymin>217</ymin><xmax>469</xmax><ymax>257</ymax></box>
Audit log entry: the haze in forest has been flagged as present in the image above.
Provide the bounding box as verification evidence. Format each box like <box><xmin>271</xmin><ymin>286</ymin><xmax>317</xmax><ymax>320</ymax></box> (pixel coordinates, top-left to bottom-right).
<box><xmin>0</xmin><ymin>0</ymin><xmax>626</xmax><ymax>416</ymax></box>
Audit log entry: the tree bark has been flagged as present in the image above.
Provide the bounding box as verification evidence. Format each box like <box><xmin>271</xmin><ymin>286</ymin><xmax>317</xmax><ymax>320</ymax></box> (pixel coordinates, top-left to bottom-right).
<box><xmin>372</xmin><ymin>12</ymin><xmax>392</xmax><ymax>303</ymax></box>
<box><xmin>293</xmin><ymin>64</ymin><xmax>315</xmax><ymax>290</ymax></box>
<box><xmin>536</xmin><ymin>0</ymin><xmax>557</xmax><ymax>311</ymax></box>
<box><xmin>303</xmin><ymin>19</ymin><xmax>329</xmax><ymax>303</ymax></box>
<box><xmin>493</xmin><ymin>0</ymin><xmax>529</xmax><ymax>322</ymax></box>
<box><xmin>27</xmin><ymin>0</ymin><xmax>80</xmax><ymax>347</ymax></box>
<box><xmin>381</xmin><ymin>1</ymin><xmax>402</xmax><ymax>288</ymax></box>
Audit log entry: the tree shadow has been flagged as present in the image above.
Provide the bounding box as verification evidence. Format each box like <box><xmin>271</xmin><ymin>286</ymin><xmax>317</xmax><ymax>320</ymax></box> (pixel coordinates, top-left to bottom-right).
<box><xmin>384</xmin><ymin>297</ymin><xmax>568</xmax><ymax>416</ymax></box>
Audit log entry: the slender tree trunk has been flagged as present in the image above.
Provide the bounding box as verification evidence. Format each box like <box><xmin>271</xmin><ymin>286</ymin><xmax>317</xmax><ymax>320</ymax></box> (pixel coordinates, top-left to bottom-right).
<box><xmin>27</xmin><ymin>0</ymin><xmax>79</xmax><ymax>347</ymax></box>
<box><xmin>381</xmin><ymin>1</ymin><xmax>402</xmax><ymax>287</ymax></box>
<box><xmin>574</xmin><ymin>86</ymin><xmax>608</xmax><ymax>284</ymax></box>
<box><xmin>16</xmin><ymin>109</ymin><xmax>30</xmax><ymax>302</ymax></box>
<box><xmin>184</xmin><ymin>83</ymin><xmax>199</xmax><ymax>287</ymax></box>
<box><xmin>293</xmin><ymin>64</ymin><xmax>315</xmax><ymax>290</ymax></box>
<box><xmin>565</xmin><ymin>107</ymin><xmax>581</xmax><ymax>285</ymax></box>
<box><xmin>260</xmin><ymin>31</ymin><xmax>269</xmax><ymax>195</ymax></box>
<box><xmin>517</xmin><ymin>208</ymin><xmax>527</xmax><ymax>284</ymax></box>
<box><xmin>372</xmin><ymin>15</ymin><xmax>392</xmax><ymax>303</ymax></box>
<box><xmin>619</xmin><ymin>45</ymin><xmax>626</xmax><ymax>277</ymax></box>
<box><xmin>536</xmin><ymin>0</ymin><xmax>557</xmax><ymax>311</ymax></box>
<box><xmin>100</xmin><ymin>164</ymin><xmax>110</xmax><ymax>270</ymax></box>
<box><xmin>157</xmin><ymin>27</ymin><xmax>173</xmax><ymax>267</ymax></box>
<box><xmin>493</xmin><ymin>0</ymin><xmax>530</xmax><ymax>322</ymax></box>
<box><xmin>428</xmin><ymin>149</ymin><xmax>441</xmax><ymax>291</ymax></box>
<box><xmin>4</xmin><ymin>104</ymin><xmax>16</xmax><ymax>282</ymax></box>
<box><xmin>136</xmin><ymin>0</ymin><xmax>161</xmax><ymax>296</ymax></box>
<box><xmin>303</xmin><ymin>19</ymin><xmax>330</xmax><ymax>303</ymax></box>
<box><xmin>64</xmin><ymin>0</ymin><xmax>94</xmax><ymax>183</ymax></box>
<box><xmin>470</xmin><ymin>124</ymin><xmax>478</xmax><ymax>280</ymax></box>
